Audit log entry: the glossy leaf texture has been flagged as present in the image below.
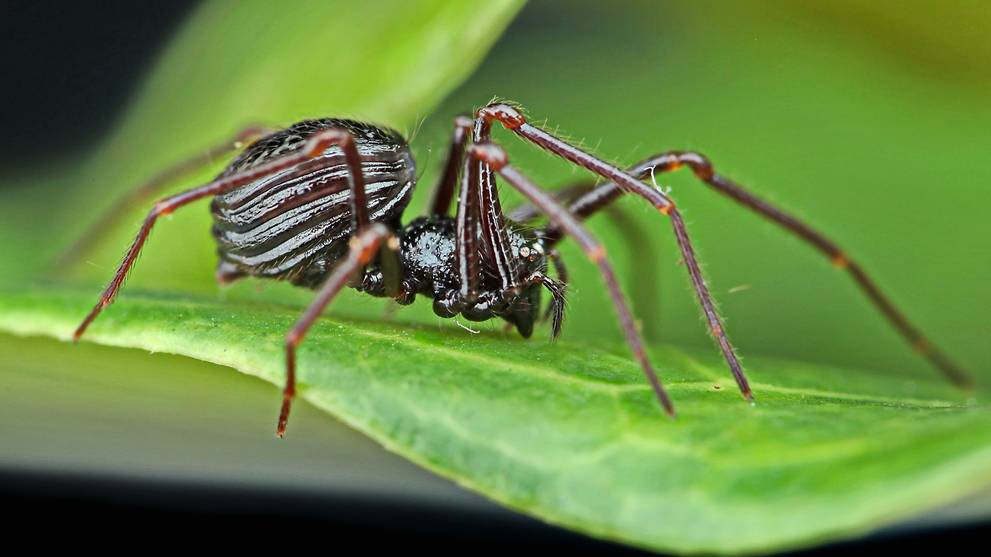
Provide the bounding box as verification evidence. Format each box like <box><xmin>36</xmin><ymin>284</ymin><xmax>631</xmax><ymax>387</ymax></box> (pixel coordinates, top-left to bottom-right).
<box><xmin>1</xmin><ymin>289</ymin><xmax>990</xmax><ymax>554</ymax></box>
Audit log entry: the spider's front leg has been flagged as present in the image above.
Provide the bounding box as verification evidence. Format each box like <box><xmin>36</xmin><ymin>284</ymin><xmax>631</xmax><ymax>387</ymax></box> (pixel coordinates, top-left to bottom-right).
<box><xmin>433</xmin><ymin>115</ymin><xmax>525</xmax><ymax>319</ymax></box>
<box><xmin>428</xmin><ymin>115</ymin><xmax>474</xmax><ymax>216</ymax></box>
<box><xmin>474</xmin><ymin>103</ymin><xmax>753</xmax><ymax>403</ymax></box>
<box><xmin>467</xmin><ymin>142</ymin><xmax>677</xmax><ymax>415</ymax></box>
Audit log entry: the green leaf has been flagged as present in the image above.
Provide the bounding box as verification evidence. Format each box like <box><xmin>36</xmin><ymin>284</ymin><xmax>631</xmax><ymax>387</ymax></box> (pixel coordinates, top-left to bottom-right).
<box><xmin>2</xmin><ymin>288</ymin><xmax>989</xmax><ymax>555</ymax></box>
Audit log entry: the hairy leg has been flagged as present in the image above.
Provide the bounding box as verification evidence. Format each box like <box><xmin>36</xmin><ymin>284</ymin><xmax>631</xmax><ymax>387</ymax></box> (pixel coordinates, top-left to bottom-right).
<box><xmin>54</xmin><ymin>125</ymin><xmax>271</xmax><ymax>273</ymax></box>
<box><xmin>280</xmin><ymin>224</ymin><xmax>396</xmax><ymax>437</ymax></box>
<box><xmin>74</xmin><ymin>128</ymin><xmax>370</xmax><ymax>341</ymax></box>
<box><xmin>474</xmin><ymin>103</ymin><xmax>752</xmax><ymax>401</ymax></box>
<box><xmin>546</xmin><ymin>150</ymin><xmax>974</xmax><ymax>387</ymax></box>
<box><xmin>469</xmin><ymin>142</ymin><xmax>677</xmax><ymax>416</ymax></box>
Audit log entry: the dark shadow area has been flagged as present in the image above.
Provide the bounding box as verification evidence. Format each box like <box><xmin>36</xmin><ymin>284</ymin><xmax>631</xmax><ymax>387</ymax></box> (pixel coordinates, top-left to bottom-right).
<box><xmin>2</xmin><ymin>468</ymin><xmax>988</xmax><ymax>554</ymax></box>
<box><xmin>0</xmin><ymin>468</ymin><xmax>650</xmax><ymax>554</ymax></box>
<box><xmin>0</xmin><ymin>0</ymin><xmax>198</xmax><ymax>165</ymax></box>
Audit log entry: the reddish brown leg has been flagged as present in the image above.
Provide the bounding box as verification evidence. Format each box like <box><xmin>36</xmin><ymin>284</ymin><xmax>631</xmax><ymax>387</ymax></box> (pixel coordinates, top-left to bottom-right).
<box><xmin>476</xmin><ymin>104</ymin><xmax>752</xmax><ymax>401</ymax></box>
<box><xmin>511</xmin><ymin>181</ymin><xmax>662</xmax><ymax>336</ymax></box>
<box><xmin>74</xmin><ymin>129</ymin><xmax>366</xmax><ymax>341</ymax></box>
<box><xmin>469</xmin><ymin>143</ymin><xmax>676</xmax><ymax>416</ymax></box>
<box><xmin>507</xmin><ymin>182</ymin><xmax>595</xmax><ymax>222</ymax></box>
<box><xmin>455</xmin><ymin>118</ymin><xmax>483</xmax><ymax>303</ymax></box>
<box><xmin>280</xmin><ymin>223</ymin><xmax>396</xmax><ymax>437</ymax></box>
<box><xmin>656</xmin><ymin>151</ymin><xmax>974</xmax><ymax>386</ymax></box>
<box><xmin>554</xmin><ymin>150</ymin><xmax>975</xmax><ymax>388</ymax></box>
<box><xmin>53</xmin><ymin>125</ymin><xmax>272</xmax><ymax>272</ymax></box>
<box><xmin>472</xmin><ymin>115</ymin><xmax>519</xmax><ymax>293</ymax></box>
<box><xmin>428</xmin><ymin>115</ymin><xmax>474</xmax><ymax>216</ymax></box>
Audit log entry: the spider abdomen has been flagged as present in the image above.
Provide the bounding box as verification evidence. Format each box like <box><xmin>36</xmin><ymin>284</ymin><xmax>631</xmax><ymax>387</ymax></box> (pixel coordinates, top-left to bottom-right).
<box><xmin>210</xmin><ymin>119</ymin><xmax>416</xmax><ymax>287</ymax></box>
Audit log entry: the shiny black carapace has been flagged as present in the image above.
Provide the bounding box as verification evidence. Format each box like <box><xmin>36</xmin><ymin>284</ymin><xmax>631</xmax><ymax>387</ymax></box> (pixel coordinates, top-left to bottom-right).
<box><xmin>71</xmin><ymin>102</ymin><xmax>974</xmax><ymax>437</ymax></box>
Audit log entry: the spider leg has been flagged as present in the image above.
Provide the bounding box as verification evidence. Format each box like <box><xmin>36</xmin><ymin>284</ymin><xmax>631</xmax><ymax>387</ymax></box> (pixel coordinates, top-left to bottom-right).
<box><xmin>74</xmin><ymin>128</ymin><xmax>369</xmax><ymax>341</ymax></box>
<box><xmin>547</xmin><ymin>150</ymin><xmax>975</xmax><ymax>388</ymax></box>
<box><xmin>547</xmin><ymin>248</ymin><xmax>568</xmax><ymax>285</ymax></box>
<box><xmin>475</xmin><ymin>103</ymin><xmax>752</xmax><ymax>401</ymax></box>
<box><xmin>428</xmin><ymin>115</ymin><xmax>474</xmax><ymax>216</ymax></box>
<box><xmin>441</xmin><ymin>115</ymin><xmax>527</xmax><ymax>316</ymax></box>
<box><xmin>473</xmin><ymin>116</ymin><xmax>521</xmax><ymax>294</ymax></box>
<box><xmin>546</xmin><ymin>247</ymin><xmax>569</xmax><ymax>326</ymax></box>
<box><xmin>52</xmin><ymin>125</ymin><xmax>272</xmax><ymax>274</ymax></box>
<box><xmin>507</xmin><ymin>182</ymin><xmax>595</xmax><ymax>223</ymax></box>
<box><xmin>280</xmin><ymin>223</ymin><xmax>396</xmax><ymax>437</ymax></box>
<box><xmin>512</xmin><ymin>181</ymin><xmax>661</xmax><ymax>335</ymax></box>
<box><xmin>452</xmin><ymin>119</ymin><xmax>483</xmax><ymax>306</ymax></box>
<box><xmin>468</xmin><ymin>142</ymin><xmax>676</xmax><ymax>416</ymax></box>
<box><xmin>523</xmin><ymin>270</ymin><xmax>567</xmax><ymax>338</ymax></box>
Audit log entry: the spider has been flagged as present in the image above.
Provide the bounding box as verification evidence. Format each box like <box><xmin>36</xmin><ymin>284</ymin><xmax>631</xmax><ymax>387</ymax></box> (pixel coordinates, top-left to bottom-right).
<box><xmin>70</xmin><ymin>101</ymin><xmax>974</xmax><ymax>437</ymax></box>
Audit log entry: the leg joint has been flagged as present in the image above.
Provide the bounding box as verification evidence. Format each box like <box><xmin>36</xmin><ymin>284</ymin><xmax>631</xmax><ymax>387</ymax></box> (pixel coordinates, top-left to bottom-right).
<box><xmin>454</xmin><ymin>114</ymin><xmax>474</xmax><ymax>130</ymax></box>
<box><xmin>587</xmin><ymin>244</ymin><xmax>607</xmax><ymax>263</ymax></box>
<box><xmin>665</xmin><ymin>151</ymin><xmax>713</xmax><ymax>180</ymax></box>
<box><xmin>650</xmin><ymin>151</ymin><xmax>714</xmax><ymax>181</ymax></box>
<box><xmin>305</xmin><ymin>129</ymin><xmax>354</xmax><ymax>158</ymax></box>
<box><xmin>151</xmin><ymin>200</ymin><xmax>171</xmax><ymax>217</ymax></box>
<box><xmin>285</xmin><ymin>331</ymin><xmax>301</xmax><ymax>349</ymax></box>
<box><xmin>477</xmin><ymin>103</ymin><xmax>526</xmax><ymax>129</ymax></box>
<box><xmin>468</xmin><ymin>143</ymin><xmax>509</xmax><ymax>170</ymax></box>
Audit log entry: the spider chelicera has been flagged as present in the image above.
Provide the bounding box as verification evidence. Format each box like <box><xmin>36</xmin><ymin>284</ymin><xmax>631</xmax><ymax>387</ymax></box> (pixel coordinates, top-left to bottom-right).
<box><xmin>69</xmin><ymin>101</ymin><xmax>973</xmax><ymax>437</ymax></box>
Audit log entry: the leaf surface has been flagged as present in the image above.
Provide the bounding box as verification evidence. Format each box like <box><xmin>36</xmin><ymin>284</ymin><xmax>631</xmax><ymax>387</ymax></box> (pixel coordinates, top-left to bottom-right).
<box><xmin>2</xmin><ymin>289</ymin><xmax>988</xmax><ymax>554</ymax></box>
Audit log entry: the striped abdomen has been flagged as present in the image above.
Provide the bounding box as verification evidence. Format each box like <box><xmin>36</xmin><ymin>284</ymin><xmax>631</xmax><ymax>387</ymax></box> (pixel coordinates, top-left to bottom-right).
<box><xmin>210</xmin><ymin>119</ymin><xmax>415</xmax><ymax>288</ymax></box>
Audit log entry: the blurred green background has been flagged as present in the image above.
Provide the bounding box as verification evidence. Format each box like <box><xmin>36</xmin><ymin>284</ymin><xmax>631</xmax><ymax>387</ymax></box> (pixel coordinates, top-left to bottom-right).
<box><xmin>6</xmin><ymin>0</ymin><xmax>986</xmax><ymax>378</ymax></box>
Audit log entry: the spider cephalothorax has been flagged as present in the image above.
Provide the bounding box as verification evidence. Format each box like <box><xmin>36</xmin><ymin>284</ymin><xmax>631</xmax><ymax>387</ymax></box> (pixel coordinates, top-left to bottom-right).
<box><xmin>71</xmin><ymin>101</ymin><xmax>974</xmax><ymax>437</ymax></box>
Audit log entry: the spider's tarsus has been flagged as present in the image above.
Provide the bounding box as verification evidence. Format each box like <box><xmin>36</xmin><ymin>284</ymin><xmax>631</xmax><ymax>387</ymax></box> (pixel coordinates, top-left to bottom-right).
<box><xmin>929</xmin><ymin>353</ymin><xmax>976</xmax><ymax>390</ymax></box>
<box><xmin>653</xmin><ymin>389</ymin><xmax>677</xmax><ymax>418</ymax></box>
<box><xmin>73</xmin><ymin>312</ymin><xmax>95</xmax><ymax>342</ymax></box>
<box><xmin>276</xmin><ymin>397</ymin><xmax>292</xmax><ymax>438</ymax></box>
<box><xmin>950</xmin><ymin>372</ymin><xmax>976</xmax><ymax>391</ymax></box>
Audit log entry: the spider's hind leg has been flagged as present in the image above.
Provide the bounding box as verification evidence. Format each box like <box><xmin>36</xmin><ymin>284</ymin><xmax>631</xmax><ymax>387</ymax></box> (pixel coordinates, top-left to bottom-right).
<box><xmin>53</xmin><ymin>125</ymin><xmax>272</xmax><ymax>275</ymax></box>
<box><xmin>74</xmin><ymin>129</ymin><xmax>352</xmax><ymax>342</ymax></box>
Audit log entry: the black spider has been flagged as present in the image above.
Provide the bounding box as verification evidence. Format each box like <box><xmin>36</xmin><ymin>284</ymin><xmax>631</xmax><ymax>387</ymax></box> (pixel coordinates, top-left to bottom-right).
<box><xmin>70</xmin><ymin>102</ymin><xmax>973</xmax><ymax>437</ymax></box>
